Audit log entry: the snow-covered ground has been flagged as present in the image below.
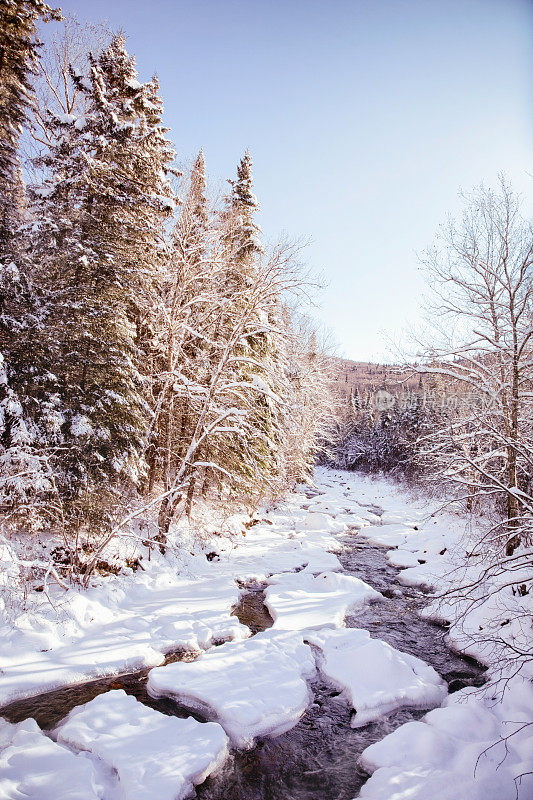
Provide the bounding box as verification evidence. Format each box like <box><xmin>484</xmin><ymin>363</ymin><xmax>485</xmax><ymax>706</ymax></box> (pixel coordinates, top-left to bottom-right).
<box><xmin>0</xmin><ymin>467</ymin><xmax>531</xmax><ymax>799</ymax></box>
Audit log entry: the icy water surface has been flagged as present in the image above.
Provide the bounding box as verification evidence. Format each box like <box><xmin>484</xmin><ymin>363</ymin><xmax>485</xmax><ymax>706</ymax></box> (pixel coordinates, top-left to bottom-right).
<box><xmin>0</xmin><ymin>531</ymin><xmax>485</xmax><ymax>799</ymax></box>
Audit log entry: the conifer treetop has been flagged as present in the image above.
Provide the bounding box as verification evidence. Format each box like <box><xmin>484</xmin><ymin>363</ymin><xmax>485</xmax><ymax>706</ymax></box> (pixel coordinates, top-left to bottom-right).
<box><xmin>229</xmin><ymin>149</ymin><xmax>259</xmax><ymax>210</ymax></box>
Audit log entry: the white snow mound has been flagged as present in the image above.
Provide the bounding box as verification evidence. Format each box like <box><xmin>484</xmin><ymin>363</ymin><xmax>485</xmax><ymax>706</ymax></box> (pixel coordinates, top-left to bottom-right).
<box><xmin>307</xmin><ymin>627</ymin><xmax>447</xmax><ymax>727</ymax></box>
<box><xmin>0</xmin><ymin>717</ymin><xmax>101</xmax><ymax>800</ymax></box>
<box><xmin>265</xmin><ymin>570</ymin><xmax>382</xmax><ymax>631</ymax></box>
<box><xmin>358</xmin><ymin>679</ymin><xmax>533</xmax><ymax>800</ymax></box>
<box><xmin>54</xmin><ymin>690</ymin><xmax>228</xmax><ymax>800</ymax></box>
<box><xmin>147</xmin><ymin>629</ymin><xmax>315</xmax><ymax>748</ymax></box>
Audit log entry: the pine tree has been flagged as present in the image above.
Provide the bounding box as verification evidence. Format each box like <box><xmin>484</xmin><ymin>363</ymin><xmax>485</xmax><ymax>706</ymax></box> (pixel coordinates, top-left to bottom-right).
<box><xmin>217</xmin><ymin>152</ymin><xmax>288</xmax><ymax>495</ymax></box>
<box><xmin>0</xmin><ymin>0</ymin><xmax>59</xmax><ymax>252</ymax></box>
<box><xmin>0</xmin><ymin>0</ymin><xmax>60</xmax><ymax>521</ymax></box>
<box><xmin>21</xmin><ymin>35</ymin><xmax>176</xmax><ymax>517</ymax></box>
<box><xmin>221</xmin><ymin>149</ymin><xmax>263</xmax><ymax>285</ymax></box>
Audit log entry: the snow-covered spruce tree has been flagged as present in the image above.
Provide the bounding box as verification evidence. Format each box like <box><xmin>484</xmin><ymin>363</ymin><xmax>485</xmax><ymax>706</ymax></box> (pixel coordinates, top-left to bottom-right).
<box><xmin>221</xmin><ymin>150</ymin><xmax>263</xmax><ymax>279</ymax></box>
<box><xmin>215</xmin><ymin>152</ymin><xmax>288</xmax><ymax>495</ymax></box>
<box><xmin>23</xmin><ymin>35</ymin><xmax>176</xmax><ymax>525</ymax></box>
<box><xmin>22</xmin><ymin>14</ymin><xmax>112</xmax><ymax>169</ymax></box>
<box><xmin>0</xmin><ymin>0</ymin><xmax>60</xmax><ymax>521</ymax></box>
<box><xmin>0</xmin><ymin>0</ymin><xmax>60</xmax><ymax>251</ymax></box>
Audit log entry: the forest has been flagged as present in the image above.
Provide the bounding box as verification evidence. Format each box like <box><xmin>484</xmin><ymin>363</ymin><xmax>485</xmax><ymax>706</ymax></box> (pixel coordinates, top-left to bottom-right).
<box><xmin>0</xmin><ymin>3</ymin><xmax>531</xmax><ymax>800</ymax></box>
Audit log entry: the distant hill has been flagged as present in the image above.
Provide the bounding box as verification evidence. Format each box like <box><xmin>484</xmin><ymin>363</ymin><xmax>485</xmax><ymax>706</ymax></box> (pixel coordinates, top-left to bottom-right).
<box><xmin>331</xmin><ymin>358</ymin><xmax>425</xmax><ymax>403</ymax></box>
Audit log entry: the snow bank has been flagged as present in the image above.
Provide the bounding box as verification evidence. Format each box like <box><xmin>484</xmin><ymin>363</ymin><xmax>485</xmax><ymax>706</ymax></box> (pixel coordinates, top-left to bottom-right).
<box><xmin>307</xmin><ymin>627</ymin><xmax>447</xmax><ymax>727</ymax></box>
<box><xmin>358</xmin><ymin>678</ymin><xmax>533</xmax><ymax>800</ymax></box>
<box><xmin>385</xmin><ymin>548</ymin><xmax>421</xmax><ymax>568</ymax></box>
<box><xmin>0</xmin><ymin>573</ymin><xmax>247</xmax><ymax>706</ymax></box>
<box><xmin>294</xmin><ymin>511</ymin><xmax>347</xmax><ymax>534</ymax></box>
<box><xmin>0</xmin><ymin>472</ymin><xmax>353</xmax><ymax>705</ymax></box>
<box><xmin>147</xmin><ymin>629</ymin><xmax>316</xmax><ymax>748</ymax></box>
<box><xmin>54</xmin><ymin>690</ymin><xmax>228</xmax><ymax>800</ymax></box>
<box><xmin>265</xmin><ymin>570</ymin><xmax>382</xmax><ymax>631</ymax></box>
<box><xmin>0</xmin><ymin>717</ymin><xmax>102</xmax><ymax>799</ymax></box>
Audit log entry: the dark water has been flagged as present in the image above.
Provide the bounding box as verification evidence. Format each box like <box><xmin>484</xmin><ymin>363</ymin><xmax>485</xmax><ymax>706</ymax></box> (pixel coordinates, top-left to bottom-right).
<box><xmin>0</xmin><ymin>649</ymin><xmax>205</xmax><ymax>730</ymax></box>
<box><xmin>233</xmin><ymin>581</ymin><xmax>274</xmax><ymax>634</ymax></box>
<box><xmin>0</xmin><ymin>528</ymin><xmax>485</xmax><ymax>799</ymax></box>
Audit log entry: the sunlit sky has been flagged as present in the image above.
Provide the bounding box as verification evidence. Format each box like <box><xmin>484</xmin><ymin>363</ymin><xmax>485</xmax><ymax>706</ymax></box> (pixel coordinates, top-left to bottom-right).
<box><xmin>48</xmin><ymin>0</ymin><xmax>532</xmax><ymax>362</ymax></box>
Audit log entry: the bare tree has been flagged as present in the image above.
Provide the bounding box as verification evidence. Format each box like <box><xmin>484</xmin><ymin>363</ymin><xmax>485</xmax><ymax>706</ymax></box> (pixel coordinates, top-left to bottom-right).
<box><xmin>22</xmin><ymin>14</ymin><xmax>112</xmax><ymax>172</ymax></box>
<box><xmin>416</xmin><ymin>176</ymin><xmax>533</xmax><ymax>555</ymax></box>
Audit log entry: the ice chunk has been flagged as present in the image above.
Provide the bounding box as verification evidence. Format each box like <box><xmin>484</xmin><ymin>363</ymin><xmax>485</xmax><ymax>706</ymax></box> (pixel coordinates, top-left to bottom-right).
<box><xmin>294</xmin><ymin>511</ymin><xmax>347</xmax><ymax>534</ymax></box>
<box><xmin>0</xmin><ymin>717</ymin><xmax>100</xmax><ymax>800</ymax></box>
<box><xmin>54</xmin><ymin>690</ymin><xmax>228</xmax><ymax>800</ymax></box>
<box><xmin>147</xmin><ymin>630</ymin><xmax>315</xmax><ymax>748</ymax></box>
<box><xmin>386</xmin><ymin>548</ymin><xmax>421</xmax><ymax>568</ymax></box>
<box><xmin>307</xmin><ymin>628</ymin><xmax>447</xmax><ymax>727</ymax></box>
<box><xmin>265</xmin><ymin>571</ymin><xmax>382</xmax><ymax>631</ymax></box>
<box><xmin>359</xmin><ymin>524</ymin><xmax>412</xmax><ymax>547</ymax></box>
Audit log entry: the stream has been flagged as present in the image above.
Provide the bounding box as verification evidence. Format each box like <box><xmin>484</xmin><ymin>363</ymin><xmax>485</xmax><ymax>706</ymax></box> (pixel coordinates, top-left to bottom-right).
<box><xmin>0</xmin><ymin>527</ymin><xmax>485</xmax><ymax>799</ymax></box>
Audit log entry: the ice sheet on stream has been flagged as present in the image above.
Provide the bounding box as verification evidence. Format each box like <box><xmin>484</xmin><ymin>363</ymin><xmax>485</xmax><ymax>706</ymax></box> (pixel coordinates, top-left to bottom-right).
<box><xmin>0</xmin><ymin>574</ymin><xmax>248</xmax><ymax>707</ymax></box>
<box><xmin>357</xmin><ymin>678</ymin><xmax>533</xmax><ymax>800</ymax></box>
<box><xmin>264</xmin><ymin>570</ymin><xmax>383</xmax><ymax>631</ymax></box>
<box><xmin>0</xmin><ymin>717</ymin><xmax>105</xmax><ymax>800</ymax></box>
<box><xmin>306</xmin><ymin>627</ymin><xmax>448</xmax><ymax>727</ymax></box>
<box><xmin>305</xmin><ymin>628</ymin><xmax>448</xmax><ymax>728</ymax></box>
<box><xmin>54</xmin><ymin>690</ymin><xmax>229</xmax><ymax>800</ymax></box>
<box><xmin>147</xmin><ymin>629</ymin><xmax>316</xmax><ymax>748</ymax></box>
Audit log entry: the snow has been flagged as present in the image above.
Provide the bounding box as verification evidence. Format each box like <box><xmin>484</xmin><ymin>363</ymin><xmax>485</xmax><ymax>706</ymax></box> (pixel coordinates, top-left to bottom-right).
<box><xmin>1</xmin><ymin>466</ymin><xmax>531</xmax><ymax>798</ymax></box>
<box><xmin>294</xmin><ymin>510</ymin><xmax>347</xmax><ymax>534</ymax></box>
<box><xmin>70</xmin><ymin>414</ymin><xmax>93</xmax><ymax>437</ymax></box>
<box><xmin>385</xmin><ymin>548</ymin><xmax>421</xmax><ymax>568</ymax></box>
<box><xmin>0</xmin><ymin>717</ymin><xmax>102</xmax><ymax>800</ymax></box>
<box><xmin>54</xmin><ymin>690</ymin><xmax>229</xmax><ymax>800</ymax></box>
<box><xmin>125</xmin><ymin>78</ymin><xmax>143</xmax><ymax>90</ymax></box>
<box><xmin>358</xmin><ymin>523</ymin><xmax>413</xmax><ymax>548</ymax></box>
<box><xmin>307</xmin><ymin>627</ymin><xmax>447</xmax><ymax>727</ymax></box>
<box><xmin>0</xmin><ymin>573</ymin><xmax>247</xmax><ymax>706</ymax></box>
<box><xmin>265</xmin><ymin>570</ymin><xmax>382</xmax><ymax>631</ymax></box>
<box><xmin>358</xmin><ymin>679</ymin><xmax>533</xmax><ymax>800</ymax></box>
<box><xmin>148</xmin><ymin>629</ymin><xmax>316</xmax><ymax>748</ymax></box>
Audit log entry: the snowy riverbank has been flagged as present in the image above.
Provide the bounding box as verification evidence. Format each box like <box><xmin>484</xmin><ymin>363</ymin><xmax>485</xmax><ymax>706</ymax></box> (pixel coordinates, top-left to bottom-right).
<box><xmin>0</xmin><ymin>468</ymin><xmax>531</xmax><ymax>799</ymax></box>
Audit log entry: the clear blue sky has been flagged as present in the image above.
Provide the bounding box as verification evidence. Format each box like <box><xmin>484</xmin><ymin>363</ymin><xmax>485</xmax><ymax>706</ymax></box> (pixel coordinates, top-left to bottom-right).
<box><xmin>50</xmin><ymin>0</ymin><xmax>532</xmax><ymax>361</ymax></box>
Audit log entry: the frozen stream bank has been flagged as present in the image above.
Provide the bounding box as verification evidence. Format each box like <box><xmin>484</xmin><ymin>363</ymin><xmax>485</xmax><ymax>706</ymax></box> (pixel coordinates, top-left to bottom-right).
<box><xmin>1</xmin><ymin>468</ymin><xmax>531</xmax><ymax>800</ymax></box>
<box><xmin>194</xmin><ymin>540</ymin><xmax>485</xmax><ymax>800</ymax></box>
<box><xmin>1</xmin><ymin>541</ymin><xmax>484</xmax><ymax>799</ymax></box>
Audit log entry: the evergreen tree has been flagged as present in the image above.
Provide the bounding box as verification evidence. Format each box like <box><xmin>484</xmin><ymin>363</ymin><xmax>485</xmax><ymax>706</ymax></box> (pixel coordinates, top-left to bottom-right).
<box><xmin>0</xmin><ymin>0</ymin><xmax>59</xmax><ymax>252</ymax></box>
<box><xmin>218</xmin><ymin>152</ymin><xmax>288</xmax><ymax>495</ymax></box>
<box><xmin>221</xmin><ymin>149</ymin><xmax>263</xmax><ymax>285</ymax></box>
<box><xmin>20</xmin><ymin>35</ymin><xmax>176</xmax><ymax>517</ymax></box>
<box><xmin>0</xmin><ymin>0</ymin><xmax>59</xmax><ymax>520</ymax></box>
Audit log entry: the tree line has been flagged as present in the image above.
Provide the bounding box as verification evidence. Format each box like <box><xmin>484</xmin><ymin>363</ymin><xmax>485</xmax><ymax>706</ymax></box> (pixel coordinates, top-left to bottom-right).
<box><xmin>0</xmin><ymin>2</ymin><xmax>334</xmax><ymax>575</ymax></box>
